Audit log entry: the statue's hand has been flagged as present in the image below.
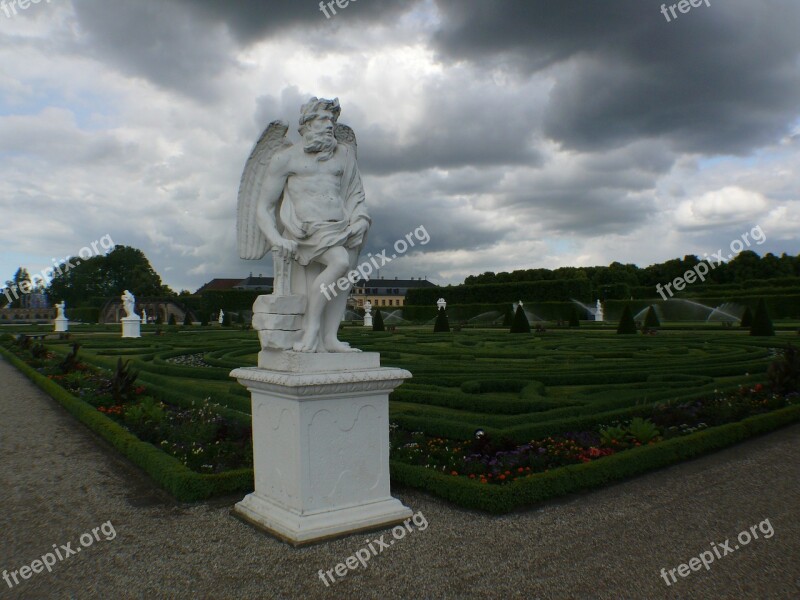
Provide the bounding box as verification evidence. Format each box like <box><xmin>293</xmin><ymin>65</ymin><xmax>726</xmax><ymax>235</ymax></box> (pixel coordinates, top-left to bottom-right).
<box><xmin>346</xmin><ymin>219</ymin><xmax>369</xmax><ymax>247</ymax></box>
<box><xmin>271</xmin><ymin>237</ymin><xmax>298</xmax><ymax>259</ymax></box>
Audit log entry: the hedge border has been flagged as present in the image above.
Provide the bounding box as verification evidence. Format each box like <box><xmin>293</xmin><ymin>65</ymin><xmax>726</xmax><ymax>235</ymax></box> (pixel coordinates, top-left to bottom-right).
<box><xmin>0</xmin><ymin>346</ymin><xmax>253</xmax><ymax>502</ymax></box>
<box><xmin>389</xmin><ymin>403</ymin><xmax>800</xmax><ymax>513</ymax></box>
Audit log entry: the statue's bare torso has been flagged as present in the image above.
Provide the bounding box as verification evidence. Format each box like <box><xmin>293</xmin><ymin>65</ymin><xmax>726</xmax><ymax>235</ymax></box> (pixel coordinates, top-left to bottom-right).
<box><xmin>278</xmin><ymin>145</ymin><xmax>348</xmax><ymax>222</ymax></box>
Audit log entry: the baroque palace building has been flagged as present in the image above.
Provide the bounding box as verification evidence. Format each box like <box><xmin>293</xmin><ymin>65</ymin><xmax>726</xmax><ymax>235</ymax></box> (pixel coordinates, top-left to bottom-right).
<box><xmin>350</xmin><ymin>277</ymin><xmax>437</xmax><ymax>310</ymax></box>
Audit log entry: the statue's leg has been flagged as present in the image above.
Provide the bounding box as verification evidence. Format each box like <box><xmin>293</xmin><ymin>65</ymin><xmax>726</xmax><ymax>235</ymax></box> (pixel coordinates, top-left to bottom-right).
<box><xmin>322</xmin><ymin>247</ymin><xmax>360</xmax><ymax>352</ymax></box>
<box><xmin>292</xmin><ymin>246</ymin><xmax>350</xmax><ymax>353</ymax></box>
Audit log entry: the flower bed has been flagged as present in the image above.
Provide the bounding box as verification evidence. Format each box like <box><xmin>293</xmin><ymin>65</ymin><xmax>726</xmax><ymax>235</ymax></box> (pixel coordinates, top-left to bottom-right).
<box><xmin>391</xmin><ymin>382</ymin><xmax>799</xmax><ymax>486</ymax></box>
<box><xmin>3</xmin><ymin>336</ymin><xmax>251</xmax><ymax>476</ymax></box>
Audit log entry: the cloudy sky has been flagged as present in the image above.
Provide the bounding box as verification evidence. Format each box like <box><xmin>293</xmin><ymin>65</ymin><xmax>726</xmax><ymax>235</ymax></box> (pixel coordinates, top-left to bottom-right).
<box><xmin>1</xmin><ymin>0</ymin><xmax>799</xmax><ymax>292</ymax></box>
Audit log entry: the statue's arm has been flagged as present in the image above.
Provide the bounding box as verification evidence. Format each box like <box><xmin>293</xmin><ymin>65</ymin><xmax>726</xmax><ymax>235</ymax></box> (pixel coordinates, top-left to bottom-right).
<box><xmin>343</xmin><ymin>147</ymin><xmax>370</xmax><ymax>228</ymax></box>
<box><xmin>255</xmin><ymin>151</ymin><xmax>292</xmax><ymax>248</ymax></box>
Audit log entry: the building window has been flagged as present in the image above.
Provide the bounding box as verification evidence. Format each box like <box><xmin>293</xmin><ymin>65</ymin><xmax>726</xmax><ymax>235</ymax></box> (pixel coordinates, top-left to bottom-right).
<box><xmin>389</xmin><ymin>299</ymin><xmax>393</xmax><ymax>306</ymax></box>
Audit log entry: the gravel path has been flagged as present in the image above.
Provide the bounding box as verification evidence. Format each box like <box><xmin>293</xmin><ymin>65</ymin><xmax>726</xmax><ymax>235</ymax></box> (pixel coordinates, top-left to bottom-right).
<box><xmin>1</xmin><ymin>355</ymin><xmax>798</xmax><ymax>600</ymax></box>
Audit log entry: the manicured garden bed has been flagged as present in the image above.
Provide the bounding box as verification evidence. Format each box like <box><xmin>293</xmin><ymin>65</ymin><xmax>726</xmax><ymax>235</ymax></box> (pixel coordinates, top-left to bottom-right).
<box><xmin>2</xmin><ymin>328</ymin><xmax>798</xmax><ymax>511</ymax></box>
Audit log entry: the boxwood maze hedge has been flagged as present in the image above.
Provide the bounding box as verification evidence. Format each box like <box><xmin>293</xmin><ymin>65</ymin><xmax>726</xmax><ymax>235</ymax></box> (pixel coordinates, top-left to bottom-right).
<box><xmin>2</xmin><ymin>327</ymin><xmax>797</xmax><ymax>511</ymax></box>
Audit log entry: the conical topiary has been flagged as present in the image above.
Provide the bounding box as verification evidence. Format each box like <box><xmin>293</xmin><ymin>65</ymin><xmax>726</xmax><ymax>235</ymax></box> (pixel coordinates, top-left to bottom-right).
<box><xmin>616</xmin><ymin>305</ymin><xmax>637</xmax><ymax>334</ymax></box>
<box><xmin>433</xmin><ymin>307</ymin><xmax>450</xmax><ymax>332</ymax></box>
<box><xmin>740</xmin><ymin>306</ymin><xmax>753</xmax><ymax>328</ymax></box>
<box><xmin>510</xmin><ymin>304</ymin><xmax>531</xmax><ymax>334</ymax></box>
<box><xmin>183</xmin><ymin>312</ymin><xmax>192</xmax><ymax>326</ymax></box>
<box><xmin>372</xmin><ymin>308</ymin><xmax>385</xmax><ymax>331</ymax></box>
<box><xmin>644</xmin><ymin>306</ymin><xmax>660</xmax><ymax>328</ymax></box>
<box><xmin>168</xmin><ymin>313</ymin><xmax>177</xmax><ymax>326</ymax></box>
<box><xmin>749</xmin><ymin>298</ymin><xmax>774</xmax><ymax>336</ymax></box>
<box><xmin>568</xmin><ymin>307</ymin><xmax>580</xmax><ymax>328</ymax></box>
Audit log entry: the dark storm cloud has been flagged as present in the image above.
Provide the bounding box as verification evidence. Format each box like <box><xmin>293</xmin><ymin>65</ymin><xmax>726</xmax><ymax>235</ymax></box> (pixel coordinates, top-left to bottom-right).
<box><xmin>173</xmin><ymin>0</ymin><xmax>423</xmax><ymax>44</ymax></box>
<box><xmin>432</xmin><ymin>0</ymin><xmax>800</xmax><ymax>154</ymax></box>
<box><xmin>71</xmin><ymin>0</ymin><xmax>423</xmax><ymax>99</ymax></box>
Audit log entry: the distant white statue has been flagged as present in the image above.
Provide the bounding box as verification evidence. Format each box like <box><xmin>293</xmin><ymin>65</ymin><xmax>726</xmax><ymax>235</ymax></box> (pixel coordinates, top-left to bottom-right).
<box><xmin>142</xmin><ymin>309</ymin><xmax>148</xmax><ymax>323</ymax></box>
<box><xmin>54</xmin><ymin>301</ymin><xmax>69</xmax><ymax>332</ymax></box>
<box><xmin>121</xmin><ymin>290</ymin><xmax>138</xmax><ymax>318</ymax></box>
<box><xmin>363</xmin><ymin>301</ymin><xmax>373</xmax><ymax>327</ymax></box>
<box><xmin>595</xmin><ymin>300</ymin><xmax>604</xmax><ymax>322</ymax></box>
<box><xmin>237</xmin><ymin>97</ymin><xmax>369</xmax><ymax>353</ymax></box>
<box><xmin>437</xmin><ymin>298</ymin><xmax>447</xmax><ymax>311</ymax></box>
<box><xmin>218</xmin><ymin>309</ymin><xmax>225</xmax><ymax>324</ymax></box>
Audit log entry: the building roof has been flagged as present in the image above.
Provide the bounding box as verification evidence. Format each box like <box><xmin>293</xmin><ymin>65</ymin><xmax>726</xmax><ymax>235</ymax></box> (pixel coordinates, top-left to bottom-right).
<box><xmin>356</xmin><ymin>278</ymin><xmax>437</xmax><ymax>289</ymax></box>
<box><xmin>235</xmin><ymin>275</ymin><xmax>274</xmax><ymax>288</ymax></box>
<box><xmin>195</xmin><ymin>279</ymin><xmax>242</xmax><ymax>294</ymax></box>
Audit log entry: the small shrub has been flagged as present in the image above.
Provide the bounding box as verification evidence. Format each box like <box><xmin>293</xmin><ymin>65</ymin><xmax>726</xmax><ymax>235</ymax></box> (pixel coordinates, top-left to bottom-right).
<box><xmin>373</xmin><ymin>309</ymin><xmax>385</xmax><ymax>332</ymax></box>
<box><xmin>740</xmin><ymin>306</ymin><xmax>753</xmax><ymax>328</ymax></box>
<box><xmin>767</xmin><ymin>344</ymin><xmax>800</xmax><ymax>395</ymax></box>
<box><xmin>124</xmin><ymin>397</ymin><xmax>166</xmax><ymax>427</ymax></box>
<box><xmin>111</xmin><ymin>358</ymin><xmax>140</xmax><ymax>404</ymax></box>
<box><xmin>433</xmin><ymin>307</ymin><xmax>451</xmax><ymax>333</ymax></box>
<box><xmin>616</xmin><ymin>305</ymin><xmax>637</xmax><ymax>335</ymax></box>
<box><xmin>644</xmin><ymin>306</ymin><xmax>660</xmax><ymax>328</ymax></box>
<box><xmin>749</xmin><ymin>298</ymin><xmax>774</xmax><ymax>336</ymax></box>
<box><xmin>30</xmin><ymin>343</ymin><xmax>48</xmax><ymax>359</ymax></box>
<box><xmin>59</xmin><ymin>343</ymin><xmax>82</xmax><ymax>374</ymax></box>
<box><xmin>568</xmin><ymin>307</ymin><xmax>580</xmax><ymax>328</ymax></box>
<box><xmin>510</xmin><ymin>304</ymin><xmax>531</xmax><ymax>334</ymax></box>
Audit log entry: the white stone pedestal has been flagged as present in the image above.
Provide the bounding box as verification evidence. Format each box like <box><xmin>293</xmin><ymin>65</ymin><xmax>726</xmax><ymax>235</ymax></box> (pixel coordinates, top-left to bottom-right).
<box><xmin>363</xmin><ymin>314</ymin><xmax>373</xmax><ymax>327</ymax></box>
<box><xmin>230</xmin><ymin>351</ymin><xmax>412</xmax><ymax>545</ymax></box>
<box><xmin>54</xmin><ymin>318</ymin><xmax>69</xmax><ymax>332</ymax></box>
<box><xmin>121</xmin><ymin>316</ymin><xmax>141</xmax><ymax>338</ymax></box>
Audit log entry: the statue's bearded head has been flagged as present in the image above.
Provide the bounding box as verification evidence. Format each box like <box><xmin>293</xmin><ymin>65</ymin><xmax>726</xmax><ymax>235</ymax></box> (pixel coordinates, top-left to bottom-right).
<box><xmin>299</xmin><ymin>97</ymin><xmax>340</xmax><ymax>161</ymax></box>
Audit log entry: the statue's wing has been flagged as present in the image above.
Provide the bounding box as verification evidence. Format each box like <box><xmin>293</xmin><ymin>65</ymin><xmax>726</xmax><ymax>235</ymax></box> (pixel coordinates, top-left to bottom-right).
<box><xmin>335</xmin><ymin>123</ymin><xmax>357</xmax><ymax>159</ymax></box>
<box><xmin>237</xmin><ymin>120</ymin><xmax>292</xmax><ymax>260</ymax></box>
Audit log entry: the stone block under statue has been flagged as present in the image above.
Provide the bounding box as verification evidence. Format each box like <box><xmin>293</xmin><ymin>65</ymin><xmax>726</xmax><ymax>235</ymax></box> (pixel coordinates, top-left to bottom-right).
<box><xmin>230</xmin><ymin>351</ymin><xmax>412</xmax><ymax>545</ymax></box>
<box><xmin>121</xmin><ymin>316</ymin><xmax>141</xmax><ymax>338</ymax></box>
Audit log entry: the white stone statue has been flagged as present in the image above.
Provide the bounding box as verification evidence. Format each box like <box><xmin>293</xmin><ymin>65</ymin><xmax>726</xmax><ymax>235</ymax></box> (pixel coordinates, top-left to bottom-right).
<box><xmin>363</xmin><ymin>300</ymin><xmax>373</xmax><ymax>327</ymax></box>
<box><xmin>54</xmin><ymin>301</ymin><xmax>69</xmax><ymax>332</ymax></box>
<box><xmin>142</xmin><ymin>309</ymin><xmax>148</xmax><ymax>323</ymax></box>
<box><xmin>218</xmin><ymin>309</ymin><xmax>225</xmax><ymax>324</ymax></box>
<box><xmin>595</xmin><ymin>299</ymin><xmax>604</xmax><ymax>322</ymax></box>
<box><xmin>230</xmin><ymin>97</ymin><xmax>412</xmax><ymax>545</ymax></box>
<box><xmin>237</xmin><ymin>97</ymin><xmax>370</xmax><ymax>353</ymax></box>
<box><xmin>121</xmin><ymin>290</ymin><xmax>138</xmax><ymax>318</ymax></box>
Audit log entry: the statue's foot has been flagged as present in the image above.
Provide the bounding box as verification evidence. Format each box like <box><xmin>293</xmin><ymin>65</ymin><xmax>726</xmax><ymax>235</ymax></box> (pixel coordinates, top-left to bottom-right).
<box><xmin>292</xmin><ymin>337</ymin><xmax>319</xmax><ymax>353</ymax></box>
<box><xmin>324</xmin><ymin>339</ymin><xmax>361</xmax><ymax>353</ymax></box>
